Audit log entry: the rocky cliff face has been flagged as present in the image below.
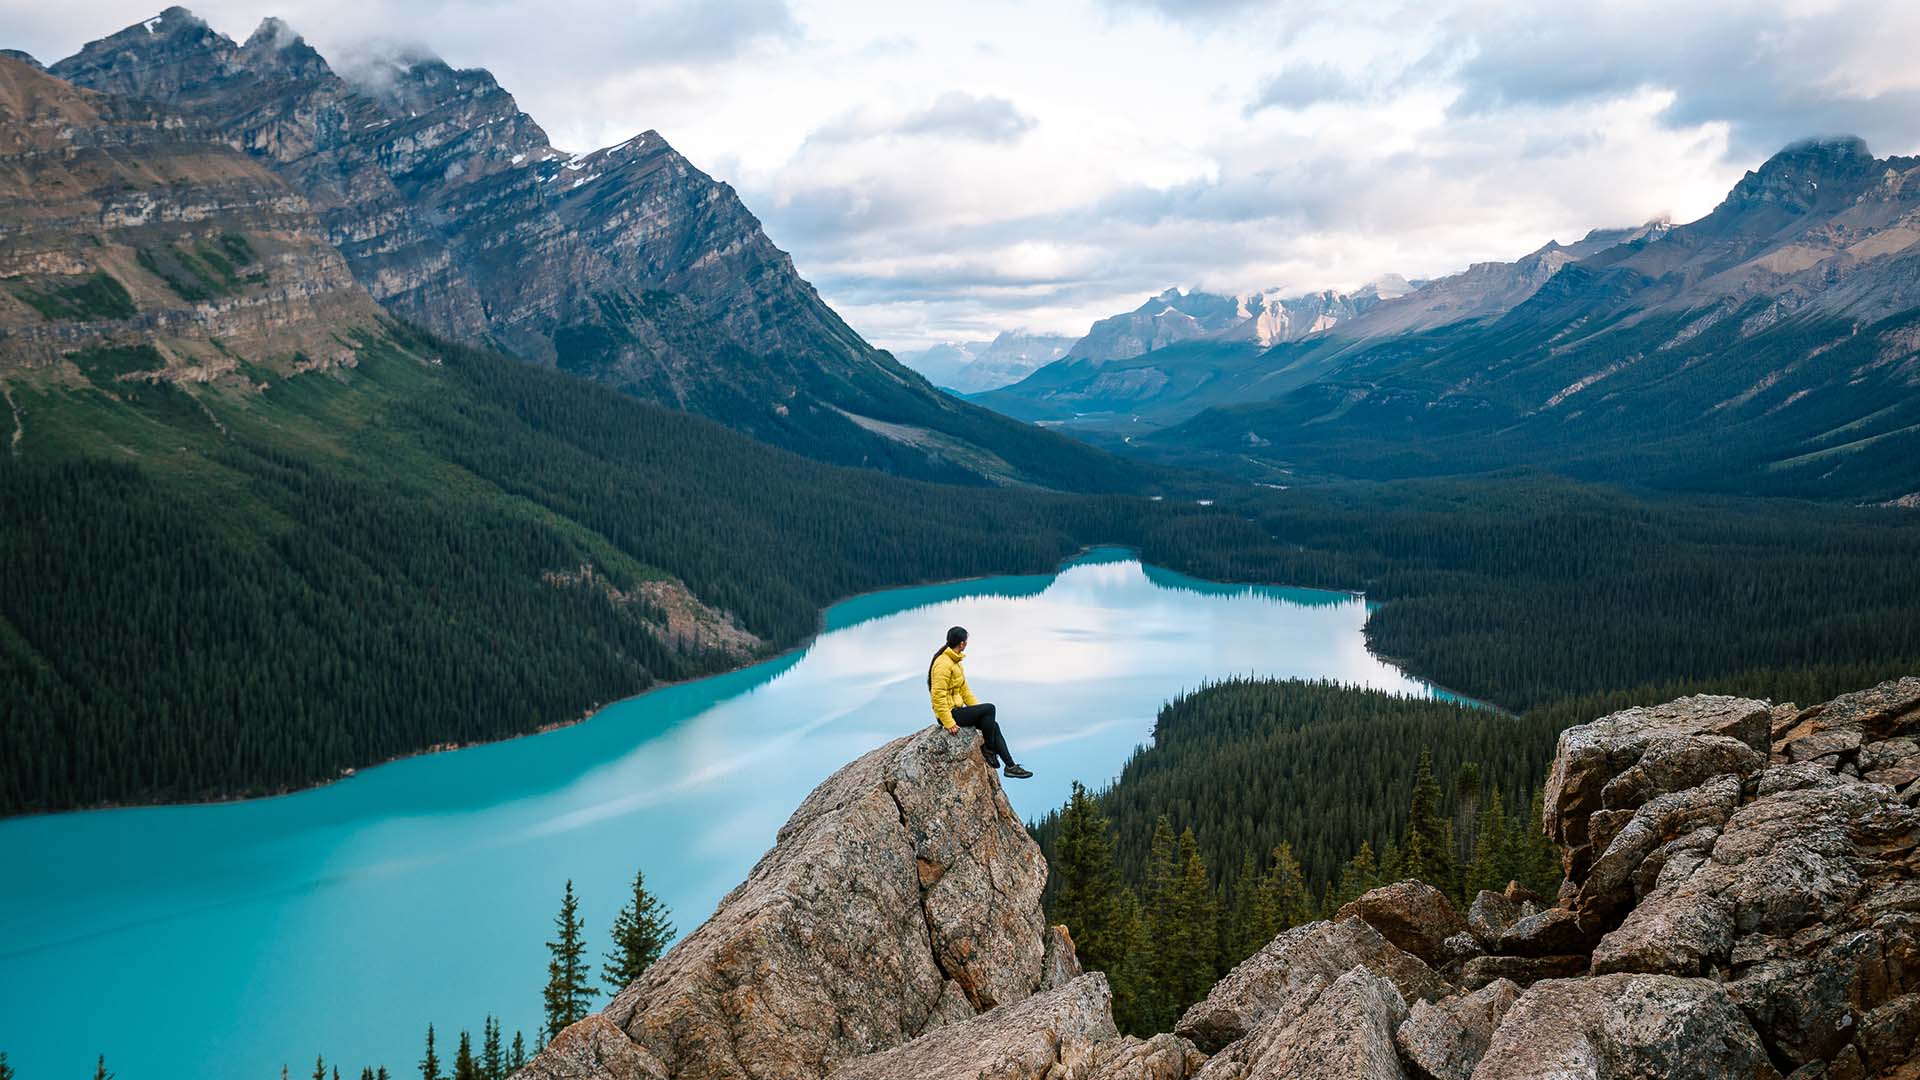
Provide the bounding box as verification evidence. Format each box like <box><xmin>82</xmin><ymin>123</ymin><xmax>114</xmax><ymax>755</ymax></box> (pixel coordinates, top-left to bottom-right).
<box><xmin>532</xmin><ymin>678</ymin><xmax>1920</xmax><ymax>1080</ymax></box>
<box><xmin>43</xmin><ymin>9</ymin><xmax>1140</xmax><ymax>489</ymax></box>
<box><xmin>0</xmin><ymin>52</ymin><xmax>380</xmax><ymax>375</ymax></box>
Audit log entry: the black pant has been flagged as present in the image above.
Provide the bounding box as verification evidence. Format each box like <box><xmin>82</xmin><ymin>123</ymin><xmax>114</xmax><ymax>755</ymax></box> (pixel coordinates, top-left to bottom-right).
<box><xmin>951</xmin><ymin>703</ymin><xmax>1015</xmax><ymax>766</ymax></box>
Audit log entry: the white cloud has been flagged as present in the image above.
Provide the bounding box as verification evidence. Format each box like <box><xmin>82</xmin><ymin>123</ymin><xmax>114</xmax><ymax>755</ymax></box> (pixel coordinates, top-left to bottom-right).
<box><xmin>8</xmin><ymin>0</ymin><xmax>1919</xmax><ymax>351</ymax></box>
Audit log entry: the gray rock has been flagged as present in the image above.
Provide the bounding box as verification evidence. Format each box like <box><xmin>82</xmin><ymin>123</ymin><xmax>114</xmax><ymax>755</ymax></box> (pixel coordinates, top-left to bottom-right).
<box><xmin>1544</xmin><ymin>695</ymin><xmax>1771</xmax><ymax>879</ymax></box>
<box><xmin>1468</xmin><ymin>974</ymin><xmax>1779</xmax><ymax>1080</ymax></box>
<box><xmin>1173</xmin><ymin>917</ymin><xmax>1448</xmax><ymax>1053</ymax></box>
<box><xmin>1600</xmin><ymin>733</ymin><xmax>1765</xmax><ymax>811</ymax></box>
<box><xmin>516</xmin><ymin>1016</ymin><xmax>668</xmax><ymax>1080</ymax></box>
<box><xmin>1042</xmin><ymin>923</ymin><xmax>1086</xmax><ymax>991</ymax></box>
<box><xmin>1578</xmin><ymin>775</ymin><xmax>1742</xmax><ymax>918</ymax></box>
<box><xmin>1337</xmin><ymin>879</ymin><xmax>1470</xmax><ymax>965</ymax></box>
<box><xmin>1466</xmin><ymin>890</ymin><xmax>1525</xmax><ymax>948</ymax></box>
<box><xmin>1856</xmin><ymin>992</ymin><xmax>1920</xmax><ymax>1073</ymax></box>
<box><xmin>1087</xmin><ymin>1034</ymin><xmax>1210</xmax><ymax>1080</ymax></box>
<box><xmin>534</xmin><ymin>727</ymin><xmax>1050</xmax><ymax>1080</ymax></box>
<box><xmin>827</xmin><ymin>974</ymin><xmax>1124</xmax><ymax>1080</ymax></box>
<box><xmin>1859</xmin><ymin>737</ymin><xmax>1920</xmax><ymax>789</ymax></box>
<box><xmin>1395</xmin><ymin>979</ymin><xmax>1520</xmax><ymax>1080</ymax></box>
<box><xmin>1496</xmin><ymin>906</ymin><xmax>1602</xmax><ymax>958</ymax></box>
<box><xmin>1194</xmin><ymin>966</ymin><xmax>1410</xmax><ymax>1080</ymax></box>
<box><xmin>1457</xmin><ymin>953</ymin><xmax>1588</xmax><ymax>990</ymax></box>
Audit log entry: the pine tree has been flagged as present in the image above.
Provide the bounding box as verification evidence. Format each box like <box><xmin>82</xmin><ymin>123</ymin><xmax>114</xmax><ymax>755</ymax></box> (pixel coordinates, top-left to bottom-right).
<box><xmin>361</xmin><ymin>1069</ymin><xmax>375</xmax><ymax>1080</ymax></box>
<box><xmin>94</xmin><ymin>1054</ymin><xmax>113</xmax><ymax>1080</ymax></box>
<box><xmin>604</xmin><ymin>869</ymin><xmax>675</xmax><ymax>994</ymax></box>
<box><xmin>1050</xmin><ymin>782</ymin><xmax>1130</xmax><ymax>983</ymax></box>
<box><xmin>419</xmin><ymin>1025</ymin><xmax>442</xmax><ymax>1080</ymax></box>
<box><xmin>545</xmin><ymin>880</ymin><xmax>594</xmax><ymax>1040</ymax></box>
<box><xmin>0</xmin><ymin>1051</ymin><xmax>12</xmax><ymax>1080</ymax></box>
<box><xmin>1330</xmin><ymin>840</ymin><xmax>1380</xmax><ymax>909</ymax></box>
<box><xmin>1452</xmin><ymin>762</ymin><xmax>1482</xmax><ymax>870</ymax></box>
<box><xmin>1147</xmin><ymin>828</ymin><xmax>1218</xmax><ymax>1027</ymax></box>
<box><xmin>1225</xmin><ymin>851</ymin><xmax>1262</xmax><ymax>961</ymax></box>
<box><xmin>313</xmin><ymin>1055</ymin><xmax>328</xmax><ymax>1080</ymax></box>
<box><xmin>378</xmin><ymin>1068</ymin><xmax>392</xmax><ymax>1080</ymax></box>
<box><xmin>1401</xmin><ymin>749</ymin><xmax>1455</xmax><ymax>893</ymax></box>
<box><xmin>1139</xmin><ymin>817</ymin><xmax>1181</xmax><ymax>1030</ymax></box>
<box><xmin>1507</xmin><ymin>788</ymin><xmax>1563</xmax><ymax>899</ymax></box>
<box><xmin>1464</xmin><ymin>787</ymin><xmax>1511</xmax><ymax>898</ymax></box>
<box><xmin>481</xmin><ymin>1016</ymin><xmax>505</xmax><ymax>1080</ymax></box>
<box><xmin>509</xmin><ymin>1032</ymin><xmax>528</xmax><ymax>1072</ymax></box>
<box><xmin>1251</xmin><ymin>842</ymin><xmax>1312</xmax><ymax>947</ymax></box>
<box><xmin>1107</xmin><ymin>888</ymin><xmax>1151</xmax><ymax>1037</ymax></box>
<box><xmin>452</xmin><ymin>1030</ymin><xmax>479</xmax><ymax>1080</ymax></box>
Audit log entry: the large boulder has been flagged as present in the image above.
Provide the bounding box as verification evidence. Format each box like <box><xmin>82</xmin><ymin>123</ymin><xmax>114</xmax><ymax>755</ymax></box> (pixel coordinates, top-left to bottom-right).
<box><xmin>1469</xmin><ymin>974</ymin><xmax>1778</xmax><ymax>1080</ymax></box>
<box><xmin>1544</xmin><ymin>695</ymin><xmax>1771</xmax><ymax>880</ymax></box>
<box><xmin>1395</xmin><ymin>978</ymin><xmax>1520</xmax><ymax>1080</ymax></box>
<box><xmin>1173</xmin><ymin>916</ymin><xmax>1449</xmax><ymax>1053</ymax></box>
<box><xmin>1193</xmin><ymin>966</ymin><xmax>1410</xmax><ymax>1080</ymax></box>
<box><xmin>1338</xmin><ymin>879</ymin><xmax>1470</xmax><ymax>965</ymax></box>
<box><xmin>531</xmin><ymin>727</ymin><xmax>1051</xmax><ymax>1080</ymax></box>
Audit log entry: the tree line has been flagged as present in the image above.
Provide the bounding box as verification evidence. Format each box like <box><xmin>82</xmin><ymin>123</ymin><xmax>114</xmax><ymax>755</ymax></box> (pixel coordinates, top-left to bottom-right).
<box><xmin>1035</xmin><ymin>679</ymin><xmax>1563</xmax><ymax>1035</ymax></box>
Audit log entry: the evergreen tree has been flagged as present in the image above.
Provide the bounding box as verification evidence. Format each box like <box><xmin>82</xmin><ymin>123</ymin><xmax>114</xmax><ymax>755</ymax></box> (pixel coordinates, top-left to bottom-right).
<box><xmin>509</xmin><ymin>1032</ymin><xmax>528</xmax><ymax>1072</ymax></box>
<box><xmin>361</xmin><ymin>1070</ymin><xmax>375</xmax><ymax>1080</ymax></box>
<box><xmin>452</xmin><ymin>1030</ymin><xmax>479</xmax><ymax>1080</ymax></box>
<box><xmin>1107</xmin><ymin>888</ymin><xmax>1151</xmax><ymax>1037</ymax></box>
<box><xmin>0</xmin><ymin>1051</ymin><xmax>12</xmax><ymax>1080</ymax></box>
<box><xmin>1050</xmin><ymin>782</ymin><xmax>1130</xmax><ymax>983</ymax></box>
<box><xmin>1252</xmin><ymin>842</ymin><xmax>1312</xmax><ymax>946</ymax></box>
<box><xmin>1138</xmin><ymin>817</ymin><xmax>1181</xmax><ymax>1030</ymax></box>
<box><xmin>313</xmin><ymin>1055</ymin><xmax>328</xmax><ymax>1080</ymax></box>
<box><xmin>545</xmin><ymin>880</ymin><xmax>594</xmax><ymax>1040</ymax></box>
<box><xmin>481</xmin><ymin>1016</ymin><xmax>504</xmax><ymax>1080</ymax></box>
<box><xmin>1401</xmin><ymin>749</ymin><xmax>1455</xmax><ymax>893</ymax></box>
<box><xmin>1330</xmin><ymin>841</ymin><xmax>1380</xmax><ymax>910</ymax></box>
<box><xmin>1224</xmin><ymin>851</ymin><xmax>1262</xmax><ymax>961</ymax></box>
<box><xmin>419</xmin><ymin>1025</ymin><xmax>442</xmax><ymax>1080</ymax></box>
<box><xmin>1144</xmin><ymin>828</ymin><xmax>1218</xmax><ymax>1028</ymax></box>
<box><xmin>604</xmin><ymin>869</ymin><xmax>675</xmax><ymax>994</ymax></box>
<box><xmin>1463</xmin><ymin>787</ymin><xmax>1511</xmax><ymax>898</ymax></box>
<box><xmin>94</xmin><ymin>1055</ymin><xmax>113</xmax><ymax>1080</ymax></box>
<box><xmin>1508</xmin><ymin>788</ymin><xmax>1564</xmax><ymax>899</ymax></box>
<box><xmin>378</xmin><ymin>1069</ymin><xmax>392</xmax><ymax>1080</ymax></box>
<box><xmin>1453</xmin><ymin>762</ymin><xmax>1481</xmax><ymax>870</ymax></box>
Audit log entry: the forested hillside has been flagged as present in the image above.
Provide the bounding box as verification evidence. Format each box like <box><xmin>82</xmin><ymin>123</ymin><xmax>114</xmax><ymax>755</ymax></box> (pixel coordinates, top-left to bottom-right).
<box><xmin>0</xmin><ymin>325</ymin><xmax>1193</xmax><ymax>813</ymax></box>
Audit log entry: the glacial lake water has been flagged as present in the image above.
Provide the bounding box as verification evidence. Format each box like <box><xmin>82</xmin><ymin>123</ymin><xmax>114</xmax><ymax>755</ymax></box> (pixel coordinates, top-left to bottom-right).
<box><xmin>0</xmin><ymin>549</ymin><xmax>1451</xmax><ymax>1079</ymax></box>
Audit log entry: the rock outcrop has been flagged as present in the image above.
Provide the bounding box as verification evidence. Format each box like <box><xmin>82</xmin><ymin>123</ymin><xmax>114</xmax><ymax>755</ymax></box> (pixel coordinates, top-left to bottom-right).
<box><xmin>533</xmin><ymin>678</ymin><xmax>1920</xmax><ymax>1080</ymax></box>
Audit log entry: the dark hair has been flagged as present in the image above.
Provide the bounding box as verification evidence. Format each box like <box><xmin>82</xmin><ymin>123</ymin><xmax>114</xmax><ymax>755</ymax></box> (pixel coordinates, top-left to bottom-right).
<box><xmin>928</xmin><ymin>625</ymin><xmax>968</xmax><ymax>688</ymax></box>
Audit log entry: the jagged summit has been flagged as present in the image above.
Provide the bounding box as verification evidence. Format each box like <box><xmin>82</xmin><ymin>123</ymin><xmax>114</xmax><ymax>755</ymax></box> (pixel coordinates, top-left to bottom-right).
<box><xmin>38</xmin><ymin>8</ymin><xmax>1144</xmax><ymax>490</ymax></box>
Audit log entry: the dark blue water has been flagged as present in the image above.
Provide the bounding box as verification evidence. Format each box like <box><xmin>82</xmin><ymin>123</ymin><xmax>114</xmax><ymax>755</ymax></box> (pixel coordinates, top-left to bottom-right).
<box><xmin>0</xmin><ymin>550</ymin><xmax>1447</xmax><ymax>1078</ymax></box>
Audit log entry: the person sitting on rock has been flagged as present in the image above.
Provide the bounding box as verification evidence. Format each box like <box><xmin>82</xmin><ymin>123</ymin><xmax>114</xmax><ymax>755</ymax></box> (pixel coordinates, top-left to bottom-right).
<box><xmin>928</xmin><ymin>624</ymin><xmax>1032</xmax><ymax>778</ymax></box>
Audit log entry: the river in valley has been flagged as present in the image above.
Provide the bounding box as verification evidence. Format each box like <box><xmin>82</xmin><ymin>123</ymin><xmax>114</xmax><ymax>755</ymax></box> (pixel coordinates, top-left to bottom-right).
<box><xmin>0</xmin><ymin>549</ymin><xmax>1453</xmax><ymax>1078</ymax></box>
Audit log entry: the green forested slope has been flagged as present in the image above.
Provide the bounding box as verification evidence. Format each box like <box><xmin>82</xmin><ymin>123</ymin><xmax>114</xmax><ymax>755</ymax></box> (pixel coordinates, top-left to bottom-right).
<box><xmin>0</xmin><ymin>326</ymin><xmax>1170</xmax><ymax>812</ymax></box>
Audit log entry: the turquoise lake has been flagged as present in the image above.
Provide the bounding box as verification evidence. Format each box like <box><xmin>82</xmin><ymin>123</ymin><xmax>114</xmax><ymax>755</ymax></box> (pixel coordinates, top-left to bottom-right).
<box><xmin>0</xmin><ymin>549</ymin><xmax>1451</xmax><ymax>1078</ymax></box>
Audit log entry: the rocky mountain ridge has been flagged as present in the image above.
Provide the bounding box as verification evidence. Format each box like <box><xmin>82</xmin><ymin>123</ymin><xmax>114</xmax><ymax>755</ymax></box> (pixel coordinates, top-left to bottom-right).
<box><xmin>0</xmin><ymin>52</ymin><xmax>382</xmax><ymax>378</ymax></box>
<box><xmin>899</xmin><ymin>330</ymin><xmax>1076</xmax><ymax>393</ymax></box>
<box><xmin>34</xmin><ymin>7</ymin><xmax>1149</xmax><ymax>490</ymax></box>
<box><xmin>528</xmin><ymin>676</ymin><xmax>1920</xmax><ymax>1079</ymax></box>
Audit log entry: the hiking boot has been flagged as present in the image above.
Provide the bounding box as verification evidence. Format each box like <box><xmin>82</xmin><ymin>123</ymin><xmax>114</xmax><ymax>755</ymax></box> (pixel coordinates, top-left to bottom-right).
<box><xmin>1002</xmin><ymin>764</ymin><xmax>1033</xmax><ymax>779</ymax></box>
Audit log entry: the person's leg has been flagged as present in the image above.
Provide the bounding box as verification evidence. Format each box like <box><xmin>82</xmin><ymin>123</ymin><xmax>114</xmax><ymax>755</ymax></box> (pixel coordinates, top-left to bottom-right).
<box><xmin>952</xmin><ymin>703</ymin><xmax>1015</xmax><ymax>766</ymax></box>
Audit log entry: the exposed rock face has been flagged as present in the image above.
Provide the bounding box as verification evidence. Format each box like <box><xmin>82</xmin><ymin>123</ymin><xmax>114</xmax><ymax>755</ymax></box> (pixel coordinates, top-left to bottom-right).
<box><xmin>1174</xmin><ymin>916</ymin><xmax>1447</xmax><ymax>1053</ymax></box>
<box><xmin>46</xmin><ymin>9</ymin><xmax>1133</xmax><ymax>488</ymax></box>
<box><xmin>534</xmin><ymin>679</ymin><xmax>1919</xmax><ymax>1080</ymax></box>
<box><xmin>827</xmin><ymin>974</ymin><xmax>1203</xmax><ymax>1080</ymax></box>
<box><xmin>528</xmin><ymin>727</ymin><xmax>1052</xmax><ymax>1080</ymax></box>
<box><xmin>1471</xmin><ymin>974</ymin><xmax>1778</xmax><ymax>1080</ymax></box>
<box><xmin>0</xmin><ymin>53</ymin><xmax>380</xmax><ymax>373</ymax></box>
<box><xmin>1337</xmin><ymin>879</ymin><xmax>1469</xmax><ymax>965</ymax></box>
<box><xmin>1192</xmin><ymin>966</ymin><xmax>1410</xmax><ymax>1080</ymax></box>
<box><xmin>1395</xmin><ymin>978</ymin><xmax>1520</xmax><ymax>1080</ymax></box>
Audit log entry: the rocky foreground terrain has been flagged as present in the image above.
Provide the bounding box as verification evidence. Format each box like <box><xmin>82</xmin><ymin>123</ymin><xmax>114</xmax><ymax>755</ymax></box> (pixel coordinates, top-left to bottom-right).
<box><xmin>526</xmin><ymin>678</ymin><xmax>1920</xmax><ymax>1079</ymax></box>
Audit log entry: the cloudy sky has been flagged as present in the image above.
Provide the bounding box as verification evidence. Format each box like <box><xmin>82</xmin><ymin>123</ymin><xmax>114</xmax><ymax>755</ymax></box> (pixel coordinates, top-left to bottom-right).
<box><xmin>11</xmin><ymin>0</ymin><xmax>1920</xmax><ymax>351</ymax></box>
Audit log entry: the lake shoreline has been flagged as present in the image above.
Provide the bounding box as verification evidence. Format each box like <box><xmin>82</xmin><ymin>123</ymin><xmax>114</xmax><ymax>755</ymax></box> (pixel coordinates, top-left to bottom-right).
<box><xmin>10</xmin><ymin>542</ymin><xmax>1410</xmax><ymax>821</ymax></box>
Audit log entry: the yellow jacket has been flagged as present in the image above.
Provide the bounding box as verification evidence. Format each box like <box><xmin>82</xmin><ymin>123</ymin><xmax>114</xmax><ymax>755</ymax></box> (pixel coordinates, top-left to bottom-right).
<box><xmin>929</xmin><ymin>646</ymin><xmax>979</xmax><ymax>730</ymax></box>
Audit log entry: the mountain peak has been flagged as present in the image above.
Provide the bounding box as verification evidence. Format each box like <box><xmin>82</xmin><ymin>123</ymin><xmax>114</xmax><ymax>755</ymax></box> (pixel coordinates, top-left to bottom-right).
<box><xmin>1725</xmin><ymin>135</ymin><xmax>1879</xmax><ymax>212</ymax></box>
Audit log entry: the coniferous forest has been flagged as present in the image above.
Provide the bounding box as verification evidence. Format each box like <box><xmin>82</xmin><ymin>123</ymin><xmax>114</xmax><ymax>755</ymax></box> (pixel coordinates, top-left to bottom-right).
<box><xmin>5</xmin><ymin>326</ymin><xmax>1920</xmax><ymax>813</ymax></box>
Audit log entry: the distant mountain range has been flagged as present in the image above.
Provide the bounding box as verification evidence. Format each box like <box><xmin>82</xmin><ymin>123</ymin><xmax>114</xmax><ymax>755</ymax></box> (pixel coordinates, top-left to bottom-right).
<box><xmin>6</xmin><ymin>7</ymin><xmax>1148</xmax><ymax>491</ymax></box>
<box><xmin>898</xmin><ymin>331</ymin><xmax>1075</xmax><ymax>393</ymax></box>
<box><xmin>974</xmin><ymin>139</ymin><xmax>1920</xmax><ymax>500</ymax></box>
